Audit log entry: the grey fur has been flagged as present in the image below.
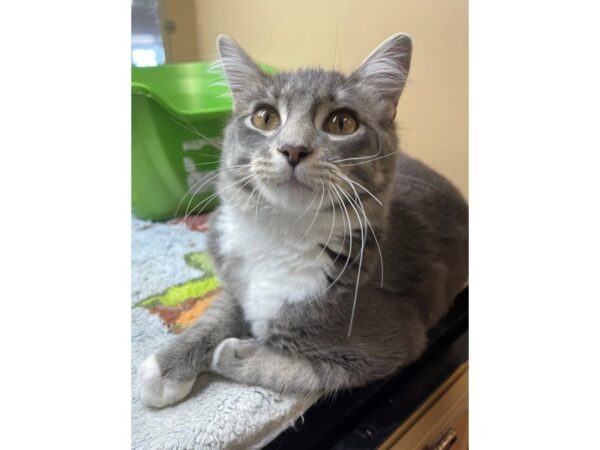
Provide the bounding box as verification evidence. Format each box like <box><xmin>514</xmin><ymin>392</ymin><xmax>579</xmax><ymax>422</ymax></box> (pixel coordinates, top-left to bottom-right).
<box><xmin>140</xmin><ymin>33</ymin><xmax>468</xmax><ymax>403</ymax></box>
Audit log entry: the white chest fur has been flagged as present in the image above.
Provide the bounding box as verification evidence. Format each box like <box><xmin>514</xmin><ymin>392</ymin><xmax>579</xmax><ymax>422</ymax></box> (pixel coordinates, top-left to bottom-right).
<box><xmin>217</xmin><ymin>205</ymin><xmax>333</xmax><ymax>338</ymax></box>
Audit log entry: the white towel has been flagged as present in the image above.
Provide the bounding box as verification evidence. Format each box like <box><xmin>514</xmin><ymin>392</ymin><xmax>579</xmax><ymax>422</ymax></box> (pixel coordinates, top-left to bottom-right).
<box><xmin>131</xmin><ymin>218</ymin><xmax>313</xmax><ymax>449</ymax></box>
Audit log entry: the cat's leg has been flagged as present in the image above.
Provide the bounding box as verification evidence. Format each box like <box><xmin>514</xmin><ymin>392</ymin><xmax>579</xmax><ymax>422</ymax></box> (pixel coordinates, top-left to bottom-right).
<box><xmin>211</xmin><ymin>313</ymin><xmax>427</xmax><ymax>397</ymax></box>
<box><xmin>138</xmin><ymin>291</ymin><xmax>246</xmax><ymax>408</ymax></box>
<box><xmin>210</xmin><ymin>337</ymin><xmax>324</xmax><ymax>396</ymax></box>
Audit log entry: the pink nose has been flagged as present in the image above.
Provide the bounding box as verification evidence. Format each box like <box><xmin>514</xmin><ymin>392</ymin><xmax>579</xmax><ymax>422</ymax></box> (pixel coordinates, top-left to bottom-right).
<box><xmin>278</xmin><ymin>145</ymin><xmax>313</xmax><ymax>167</ymax></box>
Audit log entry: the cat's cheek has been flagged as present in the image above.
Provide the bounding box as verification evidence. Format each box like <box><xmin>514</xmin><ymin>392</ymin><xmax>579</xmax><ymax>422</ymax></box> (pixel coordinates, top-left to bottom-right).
<box><xmin>137</xmin><ymin>354</ymin><xmax>195</xmax><ymax>408</ymax></box>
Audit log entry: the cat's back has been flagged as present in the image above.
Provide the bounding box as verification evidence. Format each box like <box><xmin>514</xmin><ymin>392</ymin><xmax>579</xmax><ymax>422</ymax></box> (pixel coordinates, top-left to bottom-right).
<box><xmin>391</xmin><ymin>153</ymin><xmax>468</xmax><ymax>239</ymax></box>
<box><xmin>379</xmin><ymin>154</ymin><xmax>468</xmax><ymax>322</ymax></box>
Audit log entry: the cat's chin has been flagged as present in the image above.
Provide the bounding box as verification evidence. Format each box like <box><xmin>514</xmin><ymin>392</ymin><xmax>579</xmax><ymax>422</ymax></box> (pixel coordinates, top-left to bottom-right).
<box><xmin>261</xmin><ymin>179</ymin><xmax>321</xmax><ymax>212</ymax></box>
<box><xmin>276</xmin><ymin>177</ymin><xmax>312</xmax><ymax>193</ymax></box>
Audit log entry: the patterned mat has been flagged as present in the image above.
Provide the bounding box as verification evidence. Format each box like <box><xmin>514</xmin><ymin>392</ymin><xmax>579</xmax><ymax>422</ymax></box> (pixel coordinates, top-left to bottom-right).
<box><xmin>131</xmin><ymin>216</ymin><xmax>312</xmax><ymax>450</ymax></box>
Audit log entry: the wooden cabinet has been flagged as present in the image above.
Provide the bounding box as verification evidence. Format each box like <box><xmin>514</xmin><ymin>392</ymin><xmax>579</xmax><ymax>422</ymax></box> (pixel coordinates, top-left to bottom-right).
<box><xmin>380</xmin><ymin>363</ymin><xmax>468</xmax><ymax>450</ymax></box>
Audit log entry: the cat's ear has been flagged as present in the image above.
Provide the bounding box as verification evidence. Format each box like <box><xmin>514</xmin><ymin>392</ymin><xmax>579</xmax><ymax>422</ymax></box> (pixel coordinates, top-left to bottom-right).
<box><xmin>216</xmin><ymin>35</ymin><xmax>267</xmax><ymax>106</ymax></box>
<box><xmin>350</xmin><ymin>33</ymin><xmax>412</xmax><ymax>119</ymax></box>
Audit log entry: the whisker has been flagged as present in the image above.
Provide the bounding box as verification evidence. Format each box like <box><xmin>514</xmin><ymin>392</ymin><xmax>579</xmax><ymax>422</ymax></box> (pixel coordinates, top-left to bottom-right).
<box><xmin>164</xmin><ymin>167</ymin><xmax>249</xmax><ymax>247</ymax></box>
<box><xmin>175</xmin><ymin>164</ymin><xmax>245</xmax><ymax>219</ymax></box>
<box><xmin>330</xmin><ymin>131</ymin><xmax>384</xmax><ymax>164</ymax></box>
<box><xmin>323</xmin><ymin>176</ymin><xmax>349</xmax><ymax>269</ymax></box>
<box><xmin>242</xmin><ymin>173</ymin><xmax>264</xmax><ymax>213</ymax></box>
<box><xmin>164</xmin><ymin>165</ymin><xmax>240</xmax><ymax>248</ymax></box>
<box><xmin>328</xmin><ymin>169</ymin><xmax>383</xmax><ymax>206</ymax></box>
<box><xmin>364</xmin><ymin>215</ymin><xmax>384</xmax><ymax>288</ymax></box>
<box><xmin>186</xmin><ymin>157</ymin><xmax>222</xmax><ymax>164</ymax></box>
<box><xmin>338</xmin><ymin>150</ymin><xmax>400</xmax><ymax>167</ymax></box>
<box><xmin>330</xmin><ymin>149</ymin><xmax>383</xmax><ymax>164</ymax></box>
<box><xmin>294</xmin><ymin>186</ymin><xmax>321</xmax><ymax>224</ymax></box>
<box><xmin>222</xmin><ymin>173</ymin><xmax>258</xmax><ymax>206</ymax></box>
<box><xmin>310</xmin><ymin>185</ymin><xmax>338</xmax><ymax>266</ymax></box>
<box><xmin>301</xmin><ymin>180</ymin><xmax>326</xmax><ymax>240</ymax></box>
<box><xmin>322</xmin><ymin>184</ymin><xmax>354</xmax><ymax>295</ymax></box>
<box><xmin>397</xmin><ymin>174</ymin><xmax>448</xmax><ymax>196</ymax></box>
<box><xmin>167</xmin><ymin>114</ymin><xmax>224</xmax><ymax>149</ymax></box>
<box><xmin>171</xmin><ymin>174</ymin><xmax>255</xmax><ymax>243</ymax></box>
<box><xmin>343</xmin><ymin>180</ymin><xmax>385</xmax><ymax>288</ymax></box>
<box><xmin>184</xmin><ymin>172</ymin><xmax>254</xmax><ymax>223</ymax></box>
<box><xmin>254</xmin><ymin>177</ymin><xmax>269</xmax><ymax>226</ymax></box>
<box><xmin>335</xmin><ymin>185</ymin><xmax>366</xmax><ymax>338</ymax></box>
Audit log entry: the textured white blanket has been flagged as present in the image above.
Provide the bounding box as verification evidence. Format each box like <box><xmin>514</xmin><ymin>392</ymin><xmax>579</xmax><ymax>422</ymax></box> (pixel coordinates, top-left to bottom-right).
<box><xmin>131</xmin><ymin>218</ymin><xmax>313</xmax><ymax>449</ymax></box>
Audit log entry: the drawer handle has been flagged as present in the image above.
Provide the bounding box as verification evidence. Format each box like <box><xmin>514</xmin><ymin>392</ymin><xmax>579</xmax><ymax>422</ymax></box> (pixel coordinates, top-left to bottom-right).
<box><xmin>428</xmin><ymin>427</ymin><xmax>458</xmax><ymax>450</ymax></box>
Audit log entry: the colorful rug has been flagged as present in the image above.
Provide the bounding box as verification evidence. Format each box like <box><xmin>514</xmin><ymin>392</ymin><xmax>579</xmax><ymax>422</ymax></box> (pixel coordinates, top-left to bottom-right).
<box><xmin>131</xmin><ymin>216</ymin><xmax>312</xmax><ymax>450</ymax></box>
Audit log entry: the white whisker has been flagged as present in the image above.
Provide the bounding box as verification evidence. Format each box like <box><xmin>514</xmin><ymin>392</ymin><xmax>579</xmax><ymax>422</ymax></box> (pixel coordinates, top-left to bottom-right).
<box><xmin>243</xmin><ymin>175</ymin><xmax>263</xmax><ymax>212</ymax></box>
<box><xmin>167</xmin><ymin>114</ymin><xmax>224</xmax><ymax>148</ymax></box>
<box><xmin>330</xmin><ymin>131</ymin><xmax>384</xmax><ymax>164</ymax></box>
<box><xmin>397</xmin><ymin>174</ymin><xmax>448</xmax><ymax>195</ymax></box>
<box><xmin>331</xmin><ymin>149</ymin><xmax>382</xmax><ymax>164</ymax></box>
<box><xmin>344</xmin><ymin>180</ymin><xmax>385</xmax><ymax>288</ymax></box>
<box><xmin>338</xmin><ymin>150</ymin><xmax>400</xmax><ymax>167</ymax></box>
<box><xmin>163</xmin><ymin>165</ymin><xmax>246</xmax><ymax>247</ymax></box>
<box><xmin>322</xmin><ymin>184</ymin><xmax>355</xmax><ymax>295</ymax></box>
<box><xmin>254</xmin><ymin>177</ymin><xmax>269</xmax><ymax>226</ymax></box>
<box><xmin>335</xmin><ymin>185</ymin><xmax>366</xmax><ymax>338</ymax></box>
<box><xmin>186</xmin><ymin>173</ymin><xmax>253</xmax><ymax>222</ymax></box>
<box><xmin>294</xmin><ymin>185</ymin><xmax>321</xmax><ymax>224</ymax></box>
<box><xmin>310</xmin><ymin>185</ymin><xmax>338</xmax><ymax>266</ymax></box>
<box><xmin>176</xmin><ymin>164</ymin><xmax>244</xmax><ymax>219</ymax></box>
<box><xmin>329</xmin><ymin>169</ymin><xmax>383</xmax><ymax>206</ymax></box>
<box><xmin>301</xmin><ymin>180</ymin><xmax>326</xmax><ymax>240</ymax></box>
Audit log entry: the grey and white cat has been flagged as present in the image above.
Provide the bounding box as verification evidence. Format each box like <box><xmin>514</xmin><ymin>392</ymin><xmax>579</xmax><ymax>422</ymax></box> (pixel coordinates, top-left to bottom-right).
<box><xmin>138</xmin><ymin>33</ymin><xmax>468</xmax><ymax>408</ymax></box>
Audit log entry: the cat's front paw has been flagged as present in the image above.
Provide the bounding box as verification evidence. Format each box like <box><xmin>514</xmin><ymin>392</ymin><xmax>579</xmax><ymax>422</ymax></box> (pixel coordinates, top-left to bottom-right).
<box><xmin>137</xmin><ymin>354</ymin><xmax>195</xmax><ymax>408</ymax></box>
<box><xmin>211</xmin><ymin>337</ymin><xmax>259</xmax><ymax>375</ymax></box>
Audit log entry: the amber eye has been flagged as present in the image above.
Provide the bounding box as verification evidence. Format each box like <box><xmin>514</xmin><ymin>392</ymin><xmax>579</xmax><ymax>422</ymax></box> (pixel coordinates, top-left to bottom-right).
<box><xmin>325</xmin><ymin>110</ymin><xmax>358</xmax><ymax>135</ymax></box>
<box><xmin>252</xmin><ymin>107</ymin><xmax>280</xmax><ymax>131</ymax></box>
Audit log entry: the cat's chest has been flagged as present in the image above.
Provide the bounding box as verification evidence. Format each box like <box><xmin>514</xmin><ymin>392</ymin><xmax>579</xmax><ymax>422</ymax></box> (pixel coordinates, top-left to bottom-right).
<box><xmin>218</xmin><ymin>210</ymin><xmax>329</xmax><ymax>337</ymax></box>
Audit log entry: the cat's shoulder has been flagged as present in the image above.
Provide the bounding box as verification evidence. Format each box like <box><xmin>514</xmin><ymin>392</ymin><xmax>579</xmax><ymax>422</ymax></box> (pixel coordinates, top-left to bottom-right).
<box><xmin>395</xmin><ymin>153</ymin><xmax>466</xmax><ymax>204</ymax></box>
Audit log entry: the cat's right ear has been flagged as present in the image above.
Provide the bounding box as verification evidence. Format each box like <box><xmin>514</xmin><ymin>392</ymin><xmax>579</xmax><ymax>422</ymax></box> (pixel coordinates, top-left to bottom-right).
<box><xmin>350</xmin><ymin>33</ymin><xmax>412</xmax><ymax>120</ymax></box>
<box><xmin>216</xmin><ymin>35</ymin><xmax>267</xmax><ymax>108</ymax></box>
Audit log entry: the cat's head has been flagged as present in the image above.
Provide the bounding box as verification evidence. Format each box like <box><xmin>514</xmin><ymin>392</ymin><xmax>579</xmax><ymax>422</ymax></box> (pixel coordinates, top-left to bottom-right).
<box><xmin>216</xmin><ymin>33</ymin><xmax>412</xmax><ymax>213</ymax></box>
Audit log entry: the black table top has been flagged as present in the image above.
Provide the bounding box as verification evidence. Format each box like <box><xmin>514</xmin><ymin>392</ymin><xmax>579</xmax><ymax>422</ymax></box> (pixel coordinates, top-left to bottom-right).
<box><xmin>265</xmin><ymin>288</ymin><xmax>469</xmax><ymax>450</ymax></box>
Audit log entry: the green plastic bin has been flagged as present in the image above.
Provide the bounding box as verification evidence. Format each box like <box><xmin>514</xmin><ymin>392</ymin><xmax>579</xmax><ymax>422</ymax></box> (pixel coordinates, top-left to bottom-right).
<box><xmin>132</xmin><ymin>62</ymin><xmax>232</xmax><ymax>221</ymax></box>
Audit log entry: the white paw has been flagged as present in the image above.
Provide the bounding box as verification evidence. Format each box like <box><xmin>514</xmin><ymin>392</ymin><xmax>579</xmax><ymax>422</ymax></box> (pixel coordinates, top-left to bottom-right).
<box><xmin>137</xmin><ymin>354</ymin><xmax>195</xmax><ymax>408</ymax></box>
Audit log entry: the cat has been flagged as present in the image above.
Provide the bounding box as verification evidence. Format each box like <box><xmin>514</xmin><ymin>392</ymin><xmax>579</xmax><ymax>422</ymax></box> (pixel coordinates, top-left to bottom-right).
<box><xmin>138</xmin><ymin>33</ymin><xmax>468</xmax><ymax>408</ymax></box>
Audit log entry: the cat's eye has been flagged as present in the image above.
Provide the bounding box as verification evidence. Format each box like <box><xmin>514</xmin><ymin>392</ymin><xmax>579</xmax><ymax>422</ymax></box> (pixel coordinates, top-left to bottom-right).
<box><xmin>325</xmin><ymin>110</ymin><xmax>358</xmax><ymax>135</ymax></box>
<box><xmin>252</xmin><ymin>107</ymin><xmax>280</xmax><ymax>131</ymax></box>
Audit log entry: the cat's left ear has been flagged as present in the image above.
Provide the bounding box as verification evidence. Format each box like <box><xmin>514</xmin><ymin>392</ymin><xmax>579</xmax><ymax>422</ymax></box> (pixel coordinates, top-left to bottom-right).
<box><xmin>350</xmin><ymin>33</ymin><xmax>412</xmax><ymax>119</ymax></box>
<box><xmin>216</xmin><ymin>35</ymin><xmax>267</xmax><ymax>109</ymax></box>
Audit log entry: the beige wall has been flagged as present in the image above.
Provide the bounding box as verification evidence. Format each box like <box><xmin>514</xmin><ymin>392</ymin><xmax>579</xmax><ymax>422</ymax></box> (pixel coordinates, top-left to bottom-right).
<box><xmin>159</xmin><ymin>0</ymin><xmax>201</xmax><ymax>62</ymax></box>
<box><xmin>165</xmin><ymin>0</ymin><xmax>467</xmax><ymax>196</ymax></box>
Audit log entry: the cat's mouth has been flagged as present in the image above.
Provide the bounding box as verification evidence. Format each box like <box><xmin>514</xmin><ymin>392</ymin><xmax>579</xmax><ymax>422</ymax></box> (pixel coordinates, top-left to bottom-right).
<box><xmin>261</xmin><ymin>171</ymin><xmax>320</xmax><ymax>209</ymax></box>
<box><xmin>276</xmin><ymin>175</ymin><xmax>312</xmax><ymax>192</ymax></box>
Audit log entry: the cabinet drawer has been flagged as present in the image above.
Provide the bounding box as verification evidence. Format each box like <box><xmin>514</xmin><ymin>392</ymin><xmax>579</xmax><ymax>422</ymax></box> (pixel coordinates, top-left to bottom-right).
<box><xmin>380</xmin><ymin>363</ymin><xmax>468</xmax><ymax>450</ymax></box>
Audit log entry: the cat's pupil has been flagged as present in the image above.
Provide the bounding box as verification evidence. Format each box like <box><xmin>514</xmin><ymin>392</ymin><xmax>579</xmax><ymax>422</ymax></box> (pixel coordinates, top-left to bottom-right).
<box><xmin>338</xmin><ymin>118</ymin><xmax>344</xmax><ymax>130</ymax></box>
<box><xmin>264</xmin><ymin>112</ymin><xmax>270</xmax><ymax>124</ymax></box>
